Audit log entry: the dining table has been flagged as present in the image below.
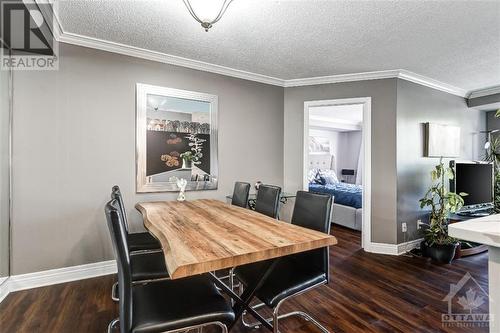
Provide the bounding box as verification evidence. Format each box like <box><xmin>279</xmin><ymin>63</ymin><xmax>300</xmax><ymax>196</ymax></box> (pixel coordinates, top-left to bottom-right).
<box><xmin>135</xmin><ymin>199</ymin><xmax>337</xmax><ymax>332</ymax></box>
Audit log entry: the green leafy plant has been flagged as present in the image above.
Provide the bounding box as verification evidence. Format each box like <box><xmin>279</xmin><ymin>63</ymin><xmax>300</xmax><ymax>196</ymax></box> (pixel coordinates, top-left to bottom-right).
<box><xmin>180</xmin><ymin>151</ymin><xmax>196</xmax><ymax>162</ymax></box>
<box><xmin>484</xmin><ymin>110</ymin><xmax>500</xmax><ymax>212</ymax></box>
<box><xmin>419</xmin><ymin>159</ymin><xmax>466</xmax><ymax>246</ymax></box>
<box><xmin>184</xmin><ymin>133</ymin><xmax>206</xmax><ymax>165</ymax></box>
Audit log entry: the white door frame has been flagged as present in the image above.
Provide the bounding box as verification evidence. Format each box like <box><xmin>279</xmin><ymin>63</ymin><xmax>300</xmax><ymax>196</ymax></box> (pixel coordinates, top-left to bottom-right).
<box><xmin>303</xmin><ymin>97</ymin><xmax>372</xmax><ymax>251</ymax></box>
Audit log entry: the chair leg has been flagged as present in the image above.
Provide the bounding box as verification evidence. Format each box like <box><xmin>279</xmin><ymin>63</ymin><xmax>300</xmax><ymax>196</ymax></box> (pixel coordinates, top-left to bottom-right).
<box><xmin>164</xmin><ymin>322</ymin><xmax>227</xmax><ymax>333</ymax></box>
<box><xmin>239</xmin><ymin>282</ymin><xmax>331</xmax><ymax>333</ymax></box>
<box><xmin>107</xmin><ymin>318</ymin><xmax>119</xmax><ymax>333</ymax></box>
<box><xmin>273</xmin><ymin>302</ymin><xmax>282</xmax><ymax>333</ymax></box>
<box><xmin>275</xmin><ymin>311</ymin><xmax>329</xmax><ymax>333</ymax></box>
<box><xmin>229</xmin><ymin>267</ymin><xmax>234</xmax><ymax>290</ymax></box>
<box><xmin>111</xmin><ymin>282</ymin><xmax>119</xmax><ymax>302</ymax></box>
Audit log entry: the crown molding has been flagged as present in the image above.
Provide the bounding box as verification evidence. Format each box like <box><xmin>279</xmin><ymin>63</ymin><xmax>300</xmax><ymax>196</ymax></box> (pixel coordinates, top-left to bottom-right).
<box><xmin>49</xmin><ymin>14</ymin><xmax>480</xmax><ymax>98</ymax></box>
<box><xmin>284</xmin><ymin>69</ymin><xmax>468</xmax><ymax>97</ymax></box>
<box><xmin>397</xmin><ymin>70</ymin><xmax>468</xmax><ymax>98</ymax></box>
<box><xmin>468</xmin><ymin>85</ymin><xmax>500</xmax><ymax>99</ymax></box>
<box><xmin>57</xmin><ymin>31</ymin><xmax>285</xmax><ymax>87</ymax></box>
<box><xmin>283</xmin><ymin>70</ymin><xmax>400</xmax><ymax>87</ymax></box>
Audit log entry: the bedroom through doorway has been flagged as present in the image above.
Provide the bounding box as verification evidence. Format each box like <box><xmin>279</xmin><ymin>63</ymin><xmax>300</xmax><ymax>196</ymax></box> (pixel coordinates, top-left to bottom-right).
<box><xmin>303</xmin><ymin>98</ymin><xmax>372</xmax><ymax>251</ymax></box>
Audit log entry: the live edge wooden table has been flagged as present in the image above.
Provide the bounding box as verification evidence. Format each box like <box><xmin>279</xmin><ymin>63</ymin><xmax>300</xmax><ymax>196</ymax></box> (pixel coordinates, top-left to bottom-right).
<box><xmin>136</xmin><ymin>199</ymin><xmax>337</xmax><ymax>332</ymax></box>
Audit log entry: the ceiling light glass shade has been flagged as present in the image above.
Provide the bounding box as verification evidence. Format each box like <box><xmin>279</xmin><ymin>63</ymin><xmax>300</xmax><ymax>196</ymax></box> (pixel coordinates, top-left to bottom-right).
<box><xmin>182</xmin><ymin>0</ymin><xmax>234</xmax><ymax>31</ymax></box>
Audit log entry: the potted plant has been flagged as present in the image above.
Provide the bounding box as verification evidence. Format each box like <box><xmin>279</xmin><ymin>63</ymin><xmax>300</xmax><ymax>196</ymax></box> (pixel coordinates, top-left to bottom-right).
<box><xmin>485</xmin><ymin>109</ymin><xmax>500</xmax><ymax>213</ymax></box>
<box><xmin>180</xmin><ymin>151</ymin><xmax>195</xmax><ymax>169</ymax></box>
<box><xmin>419</xmin><ymin>159</ymin><xmax>466</xmax><ymax>264</ymax></box>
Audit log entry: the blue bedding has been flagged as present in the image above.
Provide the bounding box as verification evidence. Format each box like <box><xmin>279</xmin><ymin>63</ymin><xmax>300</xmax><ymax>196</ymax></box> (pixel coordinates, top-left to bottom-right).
<box><xmin>309</xmin><ymin>183</ymin><xmax>362</xmax><ymax>209</ymax></box>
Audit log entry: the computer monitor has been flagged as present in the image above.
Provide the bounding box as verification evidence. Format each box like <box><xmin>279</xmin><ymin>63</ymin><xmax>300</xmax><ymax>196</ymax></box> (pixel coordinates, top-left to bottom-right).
<box><xmin>450</xmin><ymin>161</ymin><xmax>494</xmax><ymax>210</ymax></box>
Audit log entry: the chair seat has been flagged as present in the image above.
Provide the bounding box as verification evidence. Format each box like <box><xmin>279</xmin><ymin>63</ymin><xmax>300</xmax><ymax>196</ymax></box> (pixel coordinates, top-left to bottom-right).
<box><xmin>131</xmin><ymin>275</ymin><xmax>235</xmax><ymax>333</ymax></box>
<box><xmin>130</xmin><ymin>252</ymin><xmax>169</xmax><ymax>281</ymax></box>
<box><xmin>235</xmin><ymin>257</ymin><xmax>326</xmax><ymax>308</ymax></box>
<box><xmin>128</xmin><ymin>232</ymin><xmax>161</xmax><ymax>252</ymax></box>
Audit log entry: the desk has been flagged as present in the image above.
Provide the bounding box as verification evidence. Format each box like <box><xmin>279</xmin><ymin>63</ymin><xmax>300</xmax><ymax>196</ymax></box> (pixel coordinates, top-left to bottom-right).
<box><xmin>449</xmin><ymin>214</ymin><xmax>500</xmax><ymax>333</ymax></box>
<box><xmin>136</xmin><ymin>199</ymin><xmax>336</xmax><ymax>331</ymax></box>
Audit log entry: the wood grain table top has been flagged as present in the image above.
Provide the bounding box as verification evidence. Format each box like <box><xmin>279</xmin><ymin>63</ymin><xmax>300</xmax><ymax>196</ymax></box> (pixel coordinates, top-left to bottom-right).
<box><xmin>136</xmin><ymin>199</ymin><xmax>337</xmax><ymax>279</ymax></box>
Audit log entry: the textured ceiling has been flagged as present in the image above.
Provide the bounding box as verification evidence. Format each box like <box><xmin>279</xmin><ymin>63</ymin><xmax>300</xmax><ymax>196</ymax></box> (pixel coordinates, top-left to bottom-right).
<box><xmin>56</xmin><ymin>0</ymin><xmax>500</xmax><ymax>91</ymax></box>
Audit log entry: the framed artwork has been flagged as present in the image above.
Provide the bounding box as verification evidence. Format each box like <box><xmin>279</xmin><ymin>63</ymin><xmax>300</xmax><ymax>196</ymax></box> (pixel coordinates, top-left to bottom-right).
<box><xmin>424</xmin><ymin>123</ymin><xmax>461</xmax><ymax>158</ymax></box>
<box><xmin>309</xmin><ymin>136</ymin><xmax>330</xmax><ymax>154</ymax></box>
<box><xmin>136</xmin><ymin>83</ymin><xmax>218</xmax><ymax>192</ymax></box>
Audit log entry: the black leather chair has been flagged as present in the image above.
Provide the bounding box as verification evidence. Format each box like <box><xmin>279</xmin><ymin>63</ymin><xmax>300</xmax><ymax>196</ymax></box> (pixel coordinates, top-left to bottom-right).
<box><xmin>231</xmin><ymin>181</ymin><xmax>251</xmax><ymax>208</ymax></box>
<box><xmin>111</xmin><ymin>186</ymin><xmax>161</xmax><ymax>252</ymax></box>
<box><xmin>105</xmin><ymin>199</ymin><xmax>235</xmax><ymax>333</ymax></box>
<box><xmin>234</xmin><ymin>191</ymin><xmax>332</xmax><ymax>333</ymax></box>
<box><xmin>110</xmin><ymin>187</ymin><xmax>168</xmax><ymax>302</ymax></box>
<box><xmin>254</xmin><ymin>185</ymin><xmax>281</xmax><ymax>219</ymax></box>
<box><xmin>111</xmin><ymin>250</ymin><xmax>170</xmax><ymax>302</ymax></box>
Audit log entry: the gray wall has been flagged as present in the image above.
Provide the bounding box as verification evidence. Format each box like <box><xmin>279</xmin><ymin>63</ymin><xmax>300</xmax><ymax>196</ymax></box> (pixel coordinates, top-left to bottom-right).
<box><xmin>487</xmin><ymin>110</ymin><xmax>500</xmax><ymax>131</ymax></box>
<box><xmin>396</xmin><ymin>79</ymin><xmax>486</xmax><ymax>243</ymax></box>
<box><xmin>284</xmin><ymin>79</ymin><xmax>398</xmax><ymax>244</ymax></box>
<box><xmin>309</xmin><ymin>128</ymin><xmax>362</xmax><ymax>179</ymax></box>
<box><xmin>0</xmin><ymin>57</ymin><xmax>10</xmax><ymax>279</ymax></box>
<box><xmin>12</xmin><ymin>43</ymin><xmax>284</xmax><ymax>275</ymax></box>
<box><xmin>468</xmin><ymin>93</ymin><xmax>500</xmax><ymax>109</ymax></box>
<box><xmin>337</xmin><ymin>131</ymin><xmax>362</xmax><ymax>179</ymax></box>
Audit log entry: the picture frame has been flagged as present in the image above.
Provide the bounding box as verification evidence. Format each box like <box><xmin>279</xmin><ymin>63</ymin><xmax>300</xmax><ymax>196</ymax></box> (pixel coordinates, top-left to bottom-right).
<box><xmin>136</xmin><ymin>83</ymin><xmax>218</xmax><ymax>193</ymax></box>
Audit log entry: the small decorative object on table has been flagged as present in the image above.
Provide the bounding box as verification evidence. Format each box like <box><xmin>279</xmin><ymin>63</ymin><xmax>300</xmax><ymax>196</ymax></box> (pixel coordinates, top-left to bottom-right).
<box><xmin>170</xmin><ymin>177</ymin><xmax>188</xmax><ymax>201</ymax></box>
<box><xmin>254</xmin><ymin>181</ymin><xmax>262</xmax><ymax>190</ymax></box>
<box><xmin>419</xmin><ymin>158</ymin><xmax>467</xmax><ymax>264</ymax></box>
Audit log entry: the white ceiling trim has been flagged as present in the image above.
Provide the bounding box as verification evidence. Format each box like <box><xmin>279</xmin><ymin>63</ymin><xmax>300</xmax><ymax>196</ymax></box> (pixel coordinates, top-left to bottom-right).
<box><xmin>33</xmin><ymin>0</ymin><xmax>494</xmax><ymax>98</ymax></box>
<box><xmin>285</xmin><ymin>69</ymin><xmax>468</xmax><ymax>97</ymax></box>
<box><xmin>40</xmin><ymin>0</ymin><xmax>285</xmax><ymax>87</ymax></box>
<box><xmin>283</xmin><ymin>70</ymin><xmax>400</xmax><ymax>87</ymax></box>
<box><xmin>468</xmin><ymin>86</ymin><xmax>500</xmax><ymax>99</ymax></box>
<box><xmin>51</xmin><ymin>19</ymin><xmax>473</xmax><ymax>98</ymax></box>
<box><xmin>398</xmin><ymin>70</ymin><xmax>468</xmax><ymax>97</ymax></box>
<box><xmin>58</xmin><ymin>31</ymin><xmax>285</xmax><ymax>87</ymax></box>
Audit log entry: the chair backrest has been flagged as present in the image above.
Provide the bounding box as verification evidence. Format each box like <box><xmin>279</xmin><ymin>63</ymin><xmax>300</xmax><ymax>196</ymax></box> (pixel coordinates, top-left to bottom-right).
<box><xmin>231</xmin><ymin>182</ymin><xmax>251</xmax><ymax>208</ymax></box>
<box><xmin>291</xmin><ymin>191</ymin><xmax>332</xmax><ymax>280</ymax></box>
<box><xmin>111</xmin><ymin>185</ymin><xmax>129</xmax><ymax>233</ymax></box>
<box><xmin>254</xmin><ymin>185</ymin><xmax>282</xmax><ymax>218</ymax></box>
<box><xmin>105</xmin><ymin>199</ymin><xmax>133</xmax><ymax>333</ymax></box>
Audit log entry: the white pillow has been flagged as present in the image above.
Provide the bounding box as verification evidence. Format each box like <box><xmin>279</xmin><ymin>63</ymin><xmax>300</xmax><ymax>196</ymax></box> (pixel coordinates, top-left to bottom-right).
<box><xmin>307</xmin><ymin>168</ymin><xmax>319</xmax><ymax>183</ymax></box>
<box><xmin>318</xmin><ymin>169</ymin><xmax>339</xmax><ymax>184</ymax></box>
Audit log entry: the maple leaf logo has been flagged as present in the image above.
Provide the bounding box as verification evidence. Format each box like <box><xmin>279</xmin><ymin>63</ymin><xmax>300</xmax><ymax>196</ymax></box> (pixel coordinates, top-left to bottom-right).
<box><xmin>457</xmin><ymin>288</ymin><xmax>485</xmax><ymax>313</ymax></box>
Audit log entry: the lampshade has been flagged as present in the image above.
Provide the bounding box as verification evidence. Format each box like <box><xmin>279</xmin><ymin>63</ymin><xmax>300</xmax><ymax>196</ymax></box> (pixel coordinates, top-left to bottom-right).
<box><xmin>183</xmin><ymin>0</ymin><xmax>234</xmax><ymax>31</ymax></box>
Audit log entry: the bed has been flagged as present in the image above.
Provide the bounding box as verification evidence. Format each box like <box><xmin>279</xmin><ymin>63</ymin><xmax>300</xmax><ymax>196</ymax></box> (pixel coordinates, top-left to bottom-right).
<box><xmin>308</xmin><ymin>154</ymin><xmax>363</xmax><ymax>231</ymax></box>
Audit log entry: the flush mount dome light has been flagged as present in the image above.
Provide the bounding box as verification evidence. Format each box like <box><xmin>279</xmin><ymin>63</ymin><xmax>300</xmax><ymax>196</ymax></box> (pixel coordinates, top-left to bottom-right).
<box><xmin>182</xmin><ymin>0</ymin><xmax>234</xmax><ymax>32</ymax></box>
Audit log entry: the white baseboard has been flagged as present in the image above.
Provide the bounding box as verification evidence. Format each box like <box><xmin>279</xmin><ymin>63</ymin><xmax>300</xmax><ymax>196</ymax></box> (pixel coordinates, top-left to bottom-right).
<box><xmin>0</xmin><ymin>238</ymin><xmax>423</xmax><ymax>305</ymax></box>
<box><xmin>0</xmin><ymin>260</ymin><xmax>117</xmax><ymax>304</ymax></box>
<box><xmin>367</xmin><ymin>238</ymin><xmax>423</xmax><ymax>255</ymax></box>
<box><xmin>367</xmin><ymin>242</ymin><xmax>399</xmax><ymax>255</ymax></box>
<box><xmin>0</xmin><ymin>278</ymin><xmax>10</xmax><ymax>303</ymax></box>
<box><xmin>397</xmin><ymin>238</ymin><xmax>423</xmax><ymax>255</ymax></box>
<box><xmin>9</xmin><ymin>260</ymin><xmax>117</xmax><ymax>292</ymax></box>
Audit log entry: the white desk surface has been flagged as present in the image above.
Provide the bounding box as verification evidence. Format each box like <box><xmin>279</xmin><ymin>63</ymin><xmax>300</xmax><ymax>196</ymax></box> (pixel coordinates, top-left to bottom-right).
<box><xmin>448</xmin><ymin>214</ymin><xmax>500</xmax><ymax>248</ymax></box>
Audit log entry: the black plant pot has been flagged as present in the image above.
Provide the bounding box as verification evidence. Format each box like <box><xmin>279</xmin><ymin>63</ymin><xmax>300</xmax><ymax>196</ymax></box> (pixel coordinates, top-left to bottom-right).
<box><xmin>427</xmin><ymin>243</ymin><xmax>459</xmax><ymax>264</ymax></box>
<box><xmin>420</xmin><ymin>241</ymin><xmax>429</xmax><ymax>258</ymax></box>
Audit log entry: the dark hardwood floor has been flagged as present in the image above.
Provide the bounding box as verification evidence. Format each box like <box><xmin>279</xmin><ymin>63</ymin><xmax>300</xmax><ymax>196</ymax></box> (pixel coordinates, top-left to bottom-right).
<box><xmin>0</xmin><ymin>226</ymin><xmax>488</xmax><ymax>333</ymax></box>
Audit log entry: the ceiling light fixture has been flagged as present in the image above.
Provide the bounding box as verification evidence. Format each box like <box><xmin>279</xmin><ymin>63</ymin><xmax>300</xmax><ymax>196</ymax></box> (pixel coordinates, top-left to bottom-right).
<box><xmin>182</xmin><ymin>0</ymin><xmax>234</xmax><ymax>32</ymax></box>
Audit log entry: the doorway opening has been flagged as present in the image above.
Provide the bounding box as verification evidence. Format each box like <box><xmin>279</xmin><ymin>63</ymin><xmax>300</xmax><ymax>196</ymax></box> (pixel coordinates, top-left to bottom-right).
<box><xmin>303</xmin><ymin>98</ymin><xmax>372</xmax><ymax>250</ymax></box>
